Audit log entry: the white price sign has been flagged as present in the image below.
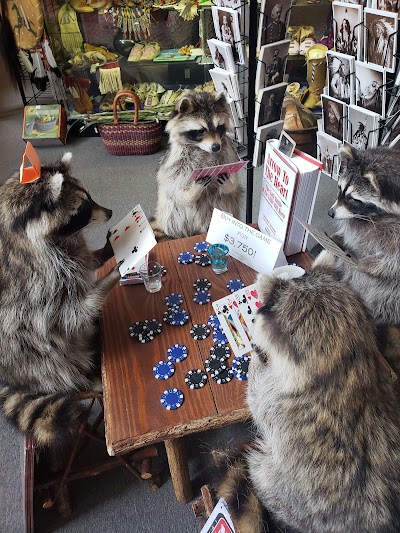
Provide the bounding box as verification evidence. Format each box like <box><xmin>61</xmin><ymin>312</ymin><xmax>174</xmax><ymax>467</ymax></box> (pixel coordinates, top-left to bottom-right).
<box><xmin>206</xmin><ymin>209</ymin><xmax>285</xmax><ymax>274</ymax></box>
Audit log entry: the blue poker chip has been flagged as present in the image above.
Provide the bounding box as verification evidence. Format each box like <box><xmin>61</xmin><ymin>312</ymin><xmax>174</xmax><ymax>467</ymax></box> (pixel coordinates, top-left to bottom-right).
<box><xmin>212</xmin><ymin>329</ymin><xmax>228</xmax><ymax>344</ymax></box>
<box><xmin>232</xmin><ymin>355</ymin><xmax>250</xmax><ymax>380</ymax></box>
<box><xmin>194</xmin><ymin>241</ymin><xmax>209</xmax><ymax>253</ymax></box>
<box><xmin>160</xmin><ymin>388</ymin><xmax>184</xmax><ymax>410</ymax></box>
<box><xmin>153</xmin><ymin>360</ymin><xmax>175</xmax><ymax>380</ymax></box>
<box><xmin>208</xmin><ymin>314</ymin><xmax>221</xmax><ymax>330</ymax></box>
<box><xmin>167</xmin><ymin>344</ymin><xmax>188</xmax><ymax>362</ymax></box>
<box><xmin>165</xmin><ymin>293</ymin><xmax>183</xmax><ymax>308</ymax></box>
<box><xmin>193</xmin><ymin>290</ymin><xmax>211</xmax><ymax>306</ymax></box>
<box><xmin>227</xmin><ymin>279</ymin><xmax>245</xmax><ymax>293</ymax></box>
<box><xmin>164</xmin><ymin>308</ymin><xmax>189</xmax><ymax>326</ymax></box>
<box><xmin>178</xmin><ymin>251</ymin><xmax>195</xmax><ymax>264</ymax></box>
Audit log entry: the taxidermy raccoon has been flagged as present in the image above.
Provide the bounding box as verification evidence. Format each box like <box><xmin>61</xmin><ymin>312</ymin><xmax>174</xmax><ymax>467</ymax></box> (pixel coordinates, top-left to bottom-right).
<box><xmin>313</xmin><ymin>144</ymin><xmax>400</xmax><ymax>324</ymax></box>
<box><xmin>0</xmin><ymin>153</ymin><xmax>121</xmax><ymax>447</ymax></box>
<box><xmin>151</xmin><ymin>91</ymin><xmax>243</xmax><ymax>240</ymax></box>
<box><xmin>230</xmin><ymin>267</ymin><xmax>400</xmax><ymax>533</ymax></box>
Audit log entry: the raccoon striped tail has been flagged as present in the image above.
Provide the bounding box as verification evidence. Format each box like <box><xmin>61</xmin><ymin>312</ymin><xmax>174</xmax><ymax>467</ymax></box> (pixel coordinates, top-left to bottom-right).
<box><xmin>211</xmin><ymin>447</ymin><xmax>266</xmax><ymax>533</ymax></box>
<box><xmin>0</xmin><ymin>386</ymin><xmax>82</xmax><ymax>448</ymax></box>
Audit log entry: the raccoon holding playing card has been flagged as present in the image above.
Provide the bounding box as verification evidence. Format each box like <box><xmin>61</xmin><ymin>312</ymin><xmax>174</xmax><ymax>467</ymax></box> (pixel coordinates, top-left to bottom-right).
<box><xmin>0</xmin><ymin>153</ymin><xmax>121</xmax><ymax>447</ymax></box>
<box><xmin>151</xmin><ymin>91</ymin><xmax>243</xmax><ymax>241</ymax></box>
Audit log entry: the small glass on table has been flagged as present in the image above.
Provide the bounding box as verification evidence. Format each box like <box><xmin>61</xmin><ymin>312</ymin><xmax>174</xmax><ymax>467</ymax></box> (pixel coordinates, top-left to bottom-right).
<box><xmin>139</xmin><ymin>261</ymin><xmax>163</xmax><ymax>293</ymax></box>
<box><xmin>208</xmin><ymin>244</ymin><xmax>229</xmax><ymax>274</ymax></box>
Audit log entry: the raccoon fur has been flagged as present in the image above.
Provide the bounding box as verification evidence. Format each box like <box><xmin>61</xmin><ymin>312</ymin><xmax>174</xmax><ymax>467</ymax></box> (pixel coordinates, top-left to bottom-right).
<box><xmin>313</xmin><ymin>144</ymin><xmax>400</xmax><ymax>325</ymax></box>
<box><xmin>239</xmin><ymin>267</ymin><xmax>400</xmax><ymax>532</ymax></box>
<box><xmin>151</xmin><ymin>91</ymin><xmax>243</xmax><ymax>241</ymax></box>
<box><xmin>0</xmin><ymin>153</ymin><xmax>121</xmax><ymax>447</ymax></box>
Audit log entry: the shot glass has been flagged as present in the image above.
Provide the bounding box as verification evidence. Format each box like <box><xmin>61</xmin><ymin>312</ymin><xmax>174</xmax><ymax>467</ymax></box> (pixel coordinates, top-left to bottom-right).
<box><xmin>208</xmin><ymin>243</ymin><xmax>229</xmax><ymax>274</ymax></box>
<box><xmin>139</xmin><ymin>261</ymin><xmax>162</xmax><ymax>293</ymax></box>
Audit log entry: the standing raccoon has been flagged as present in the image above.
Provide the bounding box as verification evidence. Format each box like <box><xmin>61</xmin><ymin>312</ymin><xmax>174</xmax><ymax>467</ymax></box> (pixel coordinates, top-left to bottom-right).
<box><xmin>239</xmin><ymin>268</ymin><xmax>400</xmax><ymax>532</ymax></box>
<box><xmin>151</xmin><ymin>91</ymin><xmax>243</xmax><ymax>240</ymax></box>
<box><xmin>313</xmin><ymin>144</ymin><xmax>400</xmax><ymax>324</ymax></box>
<box><xmin>0</xmin><ymin>153</ymin><xmax>121</xmax><ymax>447</ymax></box>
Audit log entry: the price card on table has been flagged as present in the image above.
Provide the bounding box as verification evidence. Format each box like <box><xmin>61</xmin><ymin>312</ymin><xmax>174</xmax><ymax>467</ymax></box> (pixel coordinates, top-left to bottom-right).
<box><xmin>206</xmin><ymin>209</ymin><xmax>285</xmax><ymax>274</ymax></box>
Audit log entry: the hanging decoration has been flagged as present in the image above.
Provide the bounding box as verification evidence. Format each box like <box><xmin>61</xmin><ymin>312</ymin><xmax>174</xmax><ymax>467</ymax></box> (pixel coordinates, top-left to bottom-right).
<box><xmin>174</xmin><ymin>0</ymin><xmax>199</xmax><ymax>21</ymax></box>
<box><xmin>98</xmin><ymin>60</ymin><xmax>123</xmax><ymax>94</ymax></box>
<box><xmin>57</xmin><ymin>3</ymin><xmax>83</xmax><ymax>53</ymax></box>
<box><xmin>115</xmin><ymin>5</ymin><xmax>151</xmax><ymax>41</ymax></box>
<box><xmin>6</xmin><ymin>0</ymin><xmax>43</xmax><ymax>49</ymax></box>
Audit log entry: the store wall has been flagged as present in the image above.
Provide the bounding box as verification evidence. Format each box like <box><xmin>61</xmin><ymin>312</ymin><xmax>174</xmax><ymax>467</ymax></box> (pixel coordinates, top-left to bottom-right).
<box><xmin>0</xmin><ymin>55</ymin><xmax>23</xmax><ymax>115</ymax></box>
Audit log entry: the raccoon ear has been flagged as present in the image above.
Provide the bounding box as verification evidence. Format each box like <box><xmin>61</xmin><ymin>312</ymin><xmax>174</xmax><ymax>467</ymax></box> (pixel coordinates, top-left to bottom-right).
<box><xmin>48</xmin><ymin>172</ymin><xmax>64</xmax><ymax>201</ymax></box>
<box><xmin>214</xmin><ymin>91</ymin><xmax>227</xmax><ymax>106</ymax></box>
<box><xmin>339</xmin><ymin>144</ymin><xmax>355</xmax><ymax>163</ymax></box>
<box><xmin>175</xmin><ymin>96</ymin><xmax>193</xmax><ymax>114</ymax></box>
<box><xmin>61</xmin><ymin>152</ymin><xmax>72</xmax><ymax>168</ymax></box>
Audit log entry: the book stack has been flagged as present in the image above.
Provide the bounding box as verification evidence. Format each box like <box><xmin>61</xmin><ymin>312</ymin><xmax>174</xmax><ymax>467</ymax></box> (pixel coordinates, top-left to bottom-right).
<box><xmin>258</xmin><ymin>140</ymin><xmax>322</xmax><ymax>256</ymax></box>
<box><xmin>252</xmin><ymin>0</ymin><xmax>293</xmax><ymax>167</ymax></box>
<box><xmin>318</xmin><ymin>1</ymin><xmax>399</xmax><ymax>179</ymax></box>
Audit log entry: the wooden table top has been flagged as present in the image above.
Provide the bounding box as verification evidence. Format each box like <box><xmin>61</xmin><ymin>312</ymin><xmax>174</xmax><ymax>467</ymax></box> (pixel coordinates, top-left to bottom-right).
<box><xmin>99</xmin><ymin>234</ymin><xmax>312</xmax><ymax>456</ymax></box>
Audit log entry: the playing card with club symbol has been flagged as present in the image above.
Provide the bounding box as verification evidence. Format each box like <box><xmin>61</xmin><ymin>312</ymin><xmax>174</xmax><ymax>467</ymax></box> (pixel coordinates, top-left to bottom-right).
<box><xmin>109</xmin><ymin>204</ymin><xmax>157</xmax><ymax>277</ymax></box>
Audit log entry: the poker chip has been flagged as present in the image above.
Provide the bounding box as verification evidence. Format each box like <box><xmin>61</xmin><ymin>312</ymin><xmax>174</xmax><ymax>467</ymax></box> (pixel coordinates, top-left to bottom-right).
<box><xmin>205</xmin><ymin>355</ymin><xmax>227</xmax><ymax>376</ymax></box>
<box><xmin>143</xmin><ymin>319</ymin><xmax>162</xmax><ymax>335</ymax></box>
<box><xmin>167</xmin><ymin>344</ymin><xmax>188</xmax><ymax>362</ymax></box>
<box><xmin>210</xmin><ymin>344</ymin><xmax>230</xmax><ymax>359</ymax></box>
<box><xmin>227</xmin><ymin>279</ymin><xmax>245</xmax><ymax>293</ymax></box>
<box><xmin>193</xmin><ymin>278</ymin><xmax>212</xmax><ymax>291</ymax></box>
<box><xmin>232</xmin><ymin>355</ymin><xmax>250</xmax><ymax>381</ymax></box>
<box><xmin>160</xmin><ymin>388</ymin><xmax>184</xmax><ymax>410</ymax></box>
<box><xmin>193</xmin><ymin>290</ymin><xmax>211</xmax><ymax>306</ymax></box>
<box><xmin>138</xmin><ymin>330</ymin><xmax>155</xmax><ymax>343</ymax></box>
<box><xmin>207</xmin><ymin>314</ymin><xmax>221</xmax><ymax>330</ymax></box>
<box><xmin>165</xmin><ymin>293</ymin><xmax>183</xmax><ymax>308</ymax></box>
<box><xmin>190</xmin><ymin>324</ymin><xmax>211</xmax><ymax>340</ymax></box>
<box><xmin>164</xmin><ymin>308</ymin><xmax>189</xmax><ymax>326</ymax></box>
<box><xmin>178</xmin><ymin>251</ymin><xmax>195</xmax><ymax>264</ymax></box>
<box><xmin>161</xmin><ymin>266</ymin><xmax>167</xmax><ymax>276</ymax></box>
<box><xmin>212</xmin><ymin>329</ymin><xmax>228</xmax><ymax>344</ymax></box>
<box><xmin>129</xmin><ymin>321</ymin><xmax>147</xmax><ymax>338</ymax></box>
<box><xmin>212</xmin><ymin>367</ymin><xmax>234</xmax><ymax>384</ymax></box>
<box><xmin>153</xmin><ymin>360</ymin><xmax>175</xmax><ymax>380</ymax></box>
<box><xmin>185</xmin><ymin>369</ymin><xmax>208</xmax><ymax>389</ymax></box>
<box><xmin>195</xmin><ymin>254</ymin><xmax>211</xmax><ymax>267</ymax></box>
<box><xmin>194</xmin><ymin>241</ymin><xmax>210</xmax><ymax>253</ymax></box>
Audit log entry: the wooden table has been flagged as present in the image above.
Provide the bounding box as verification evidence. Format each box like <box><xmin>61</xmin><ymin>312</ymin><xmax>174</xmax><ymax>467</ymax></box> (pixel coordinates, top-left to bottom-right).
<box><xmin>99</xmin><ymin>234</ymin><xmax>312</xmax><ymax>503</ymax></box>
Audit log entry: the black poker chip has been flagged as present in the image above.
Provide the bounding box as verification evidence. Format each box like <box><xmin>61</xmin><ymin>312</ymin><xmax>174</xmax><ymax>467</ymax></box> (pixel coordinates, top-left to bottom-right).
<box><xmin>194</xmin><ymin>254</ymin><xmax>211</xmax><ymax>267</ymax></box>
<box><xmin>165</xmin><ymin>293</ymin><xmax>183</xmax><ymax>308</ymax></box>
<box><xmin>193</xmin><ymin>290</ymin><xmax>211</xmax><ymax>305</ymax></box>
<box><xmin>232</xmin><ymin>355</ymin><xmax>250</xmax><ymax>381</ymax></box>
<box><xmin>143</xmin><ymin>319</ymin><xmax>162</xmax><ymax>335</ymax></box>
<box><xmin>193</xmin><ymin>278</ymin><xmax>212</xmax><ymax>291</ymax></box>
<box><xmin>194</xmin><ymin>241</ymin><xmax>209</xmax><ymax>253</ymax></box>
<box><xmin>204</xmin><ymin>355</ymin><xmax>227</xmax><ymax>376</ymax></box>
<box><xmin>226</xmin><ymin>279</ymin><xmax>245</xmax><ymax>293</ymax></box>
<box><xmin>138</xmin><ymin>329</ymin><xmax>155</xmax><ymax>343</ymax></box>
<box><xmin>210</xmin><ymin>344</ymin><xmax>230</xmax><ymax>359</ymax></box>
<box><xmin>129</xmin><ymin>322</ymin><xmax>153</xmax><ymax>342</ymax></box>
<box><xmin>161</xmin><ymin>266</ymin><xmax>167</xmax><ymax>276</ymax></box>
<box><xmin>164</xmin><ymin>308</ymin><xmax>189</xmax><ymax>326</ymax></box>
<box><xmin>178</xmin><ymin>251</ymin><xmax>195</xmax><ymax>264</ymax></box>
<box><xmin>190</xmin><ymin>324</ymin><xmax>211</xmax><ymax>340</ymax></box>
<box><xmin>185</xmin><ymin>369</ymin><xmax>208</xmax><ymax>389</ymax></box>
<box><xmin>212</xmin><ymin>367</ymin><xmax>234</xmax><ymax>384</ymax></box>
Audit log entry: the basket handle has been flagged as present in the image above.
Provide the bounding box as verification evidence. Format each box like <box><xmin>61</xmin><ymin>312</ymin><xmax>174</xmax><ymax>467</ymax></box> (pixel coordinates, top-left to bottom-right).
<box><xmin>113</xmin><ymin>90</ymin><xmax>141</xmax><ymax>125</ymax></box>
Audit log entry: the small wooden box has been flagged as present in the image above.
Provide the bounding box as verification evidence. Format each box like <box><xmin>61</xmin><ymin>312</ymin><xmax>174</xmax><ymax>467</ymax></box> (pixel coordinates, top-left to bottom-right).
<box><xmin>23</xmin><ymin>104</ymin><xmax>67</xmax><ymax>145</ymax></box>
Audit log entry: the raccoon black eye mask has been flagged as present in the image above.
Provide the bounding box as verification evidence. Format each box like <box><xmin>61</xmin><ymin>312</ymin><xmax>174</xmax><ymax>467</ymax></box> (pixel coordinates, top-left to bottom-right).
<box><xmin>58</xmin><ymin>200</ymin><xmax>93</xmax><ymax>236</ymax></box>
<box><xmin>185</xmin><ymin>129</ymin><xmax>206</xmax><ymax>141</ymax></box>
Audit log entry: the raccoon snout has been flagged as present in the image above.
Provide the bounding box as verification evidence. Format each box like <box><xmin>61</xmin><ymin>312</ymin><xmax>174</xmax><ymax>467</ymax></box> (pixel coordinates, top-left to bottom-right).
<box><xmin>104</xmin><ymin>208</ymin><xmax>113</xmax><ymax>220</ymax></box>
<box><xmin>212</xmin><ymin>143</ymin><xmax>221</xmax><ymax>153</ymax></box>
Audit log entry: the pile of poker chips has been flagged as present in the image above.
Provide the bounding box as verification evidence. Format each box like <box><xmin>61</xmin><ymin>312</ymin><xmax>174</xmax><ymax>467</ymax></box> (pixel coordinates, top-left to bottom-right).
<box><xmin>163</xmin><ymin>292</ymin><xmax>189</xmax><ymax>326</ymax></box>
<box><xmin>153</xmin><ymin>344</ymin><xmax>189</xmax><ymax>409</ymax></box>
<box><xmin>177</xmin><ymin>241</ymin><xmax>211</xmax><ymax>267</ymax></box>
<box><xmin>193</xmin><ymin>278</ymin><xmax>212</xmax><ymax>306</ymax></box>
<box><xmin>129</xmin><ymin>319</ymin><xmax>162</xmax><ymax>343</ymax></box>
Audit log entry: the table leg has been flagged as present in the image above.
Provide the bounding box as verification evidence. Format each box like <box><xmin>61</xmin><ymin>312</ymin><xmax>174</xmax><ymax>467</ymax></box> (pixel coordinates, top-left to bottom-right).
<box><xmin>164</xmin><ymin>438</ymin><xmax>193</xmax><ymax>504</ymax></box>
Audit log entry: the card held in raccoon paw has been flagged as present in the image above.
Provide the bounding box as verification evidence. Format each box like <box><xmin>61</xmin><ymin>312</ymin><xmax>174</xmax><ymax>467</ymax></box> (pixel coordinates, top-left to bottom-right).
<box><xmin>190</xmin><ymin>324</ymin><xmax>211</xmax><ymax>340</ymax></box>
<box><xmin>194</xmin><ymin>278</ymin><xmax>212</xmax><ymax>291</ymax></box>
<box><xmin>185</xmin><ymin>369</ymin><xmax>208</xmax><ymax>389</ymax></box>
<box><xmin>153</xmin><ymin>360</ymin><xmax>175</xmax><ymax>380</ymax></box>
<box><xmin>178</xmin><ymin>251</ymin><xmax>195</xmax><ymax>264</ymax></box>
<box><xmin>165</xmin><ymin>293</ymin><xmax>183</xmax><ymax>307</ymax></box>
<box><xmin>227</xmin><ymin>279</ymin><xmax>245</xmax><ymax>292</ymax></box>
<box><xmin>210</xmin><ymin>344</ymin><xmax>230</xmax><ymax>359</ymax></box>
<box><xmin>160</xmin><ymin>388</ymin><xmax>184</xmax><ymax>410</ymax></box>
<box><xmin>195</xmin><ymin>254</ymin><xmax>211</xmax><ymax>267</ymax></box>
<box><xmin>194</xmin><ymin>241</ymin><xmax>210</xmax><ymax>253</ymax></box>
<box><xmin>193</xmin><ymin>290</ymin><xmax>211</xmax><ymax>305</ymax></box>
<box><xmin>167</xmin><ymin>344</ymin><xmax>188</xmax><ymax>362</ymax></box>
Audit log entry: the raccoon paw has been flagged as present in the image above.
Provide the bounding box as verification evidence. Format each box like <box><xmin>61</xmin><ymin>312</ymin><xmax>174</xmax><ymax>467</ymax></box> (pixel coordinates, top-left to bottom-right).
<box><xmin>197</xmin><ymin>175</ymin><xmax>212</xmax><ymax>187</ymax></box>
<box><xmin>216</xmin><ymin>173</ymin><xmax>229</xmax><ymax>185</ymax></box>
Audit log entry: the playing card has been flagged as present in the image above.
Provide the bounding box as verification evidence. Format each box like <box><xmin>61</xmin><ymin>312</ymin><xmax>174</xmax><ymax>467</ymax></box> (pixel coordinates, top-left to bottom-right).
<box><xmin>189</xmin><ymin>161</ymin><xmax>247</xmax><ymax>182</ymax></box>
<box><xmin>232</xmin><ymin>290</ymin><xmax>254</xmax><ymax>336</ymax></box>
<box><xmin>109</xmin><ymin>204</ymin><xmax>157</xmax><ymax>277</ymax></box>
<box><xmin>213</xmin><ymin>296</ymin><xmax>252</xmax><ymax>357</ymax></box>
<box><xmin>244</xmin><ymin>284</ymin><xmax>262</xmax><ymax>316</ymax></box>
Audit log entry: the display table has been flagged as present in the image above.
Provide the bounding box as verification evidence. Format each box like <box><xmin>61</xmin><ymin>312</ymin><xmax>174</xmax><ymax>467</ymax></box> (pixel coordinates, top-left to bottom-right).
<box><xmin>98</xmin><ymin>233</ymin><xmax>312</xmax><ymax>503</ymax></box>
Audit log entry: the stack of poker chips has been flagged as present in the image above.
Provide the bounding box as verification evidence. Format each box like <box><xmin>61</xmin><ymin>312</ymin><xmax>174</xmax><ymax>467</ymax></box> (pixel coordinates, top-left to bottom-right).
<box><xmin>129</xmin><ymin>319</ymin><xmax>163</xmax><ymax>343</ymax></box>
<box><xmin>193</xmin><ymin>278</ymin><xmax>212</xmax><ymax>306</ymax></box>
<box><xmin>163</xmin><ymin>293</ymin><xmax>190</xmax><ymax>326</ymax></box>
<box><xmin>177</xmin><ymin>241</ymin><xmax>212</xmax><ymax>268</ymax></box>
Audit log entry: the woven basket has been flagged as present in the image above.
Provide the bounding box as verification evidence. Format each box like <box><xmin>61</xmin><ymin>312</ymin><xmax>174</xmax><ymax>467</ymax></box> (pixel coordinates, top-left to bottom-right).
<box><xmin>98</xmin><ymin>90</ymin><xmax>162</xmax><ymax>156</ymax></box>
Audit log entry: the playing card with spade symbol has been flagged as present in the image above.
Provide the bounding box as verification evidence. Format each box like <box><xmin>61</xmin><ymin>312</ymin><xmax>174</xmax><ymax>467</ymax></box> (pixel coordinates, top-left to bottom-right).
<box><xmin>213</xmin><ymin>297</ymin><xmax>252</xmax><ymax>357</ymax></box>
<box><xmin>109</xmin><ymin>204</ymin><xmax>157</xmax><ymax>277</ymax></box>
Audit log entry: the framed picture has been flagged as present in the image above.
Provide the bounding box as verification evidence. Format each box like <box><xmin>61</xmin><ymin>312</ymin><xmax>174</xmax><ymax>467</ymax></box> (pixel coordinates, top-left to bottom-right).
<box><xmin>278</xmin><ymin>130</ymin><xmax>296</xmax><ymax>157</ymax></box>
<box><xmin>227</xmin><ymin>96</ymin><xmax>244</xmax><ymax>144</ymax></box>
<box><xmin>209</xmin><ymin>67</ymin><xmax>243</xmax><ymax>118</ymax></box>
<box><xmin>347</xmin><ymin>104</ymin><xmax>380</xmax><ymax>149</ymax></box>
<box><xmin>332</xmin><ymin>2</ymin><xmax>363</xmax><ymax>60</ymax></box>
<box><xmin>316</xmin><ymin>131</ymin><xmax>342</xmax><ymax>179</ymax></box>
<box><xmin>364</xmin><ymin>8</ymin><xmax>397</xmax><ymax>72</ymax></box>
<box><xmin>255</xmin><ymin>39</ymin><xmax>290</xmax><ymax>94</ymax></box>
<box><xmin>212</xmin><ymin>7</ymin><xmax>245</xmax><ymax>64</ymax></box>
<box><xmin>322</xmin><ymin>94</ymin><xmax>347</xmax><ymax>141</ymax></box>
<box><xmin>253</xmin><ymin>120</ymin><xmax>284</xmax><ymax>167</ymax></box>
<box><xmin>327</xmin><ymin>51</ymin><xmax>355</xmax><ymax>105</ymax></box>
<box><xmin>207</xmin><ymin>39</ymin><xmax>236</xmax><ymax>73</ymax></box>
<box><xmin>371</xmin><ymin>0</ymin><xmax>399</xmax><ymax>12</ymax></box>
<box><xmin>257</xmin><ymin>0</ymin><xmax>292</xmax><ymax>50</ymax></box>
<box><xmin>355</xmin><ymin>60</ymin><xmax>386</xmax><ymax>116</ymax></box>
<box><xmin>254</xmin><ymin>82</ymin><xmax>288</xmax><ymax>130</ymax></box>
